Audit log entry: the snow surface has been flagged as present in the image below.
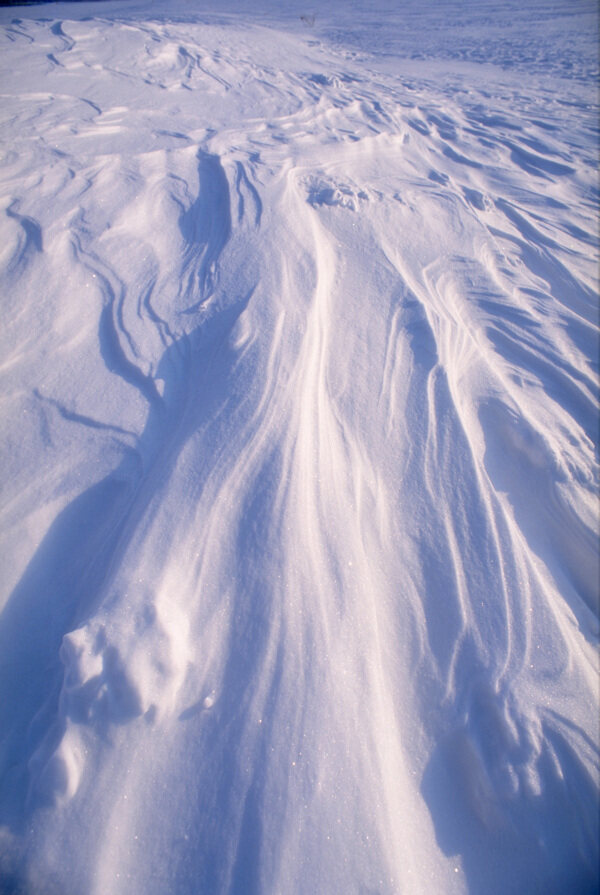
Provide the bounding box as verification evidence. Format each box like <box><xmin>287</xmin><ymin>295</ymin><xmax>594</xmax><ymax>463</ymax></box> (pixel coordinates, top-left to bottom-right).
<box><xmin>0</xmin><ymin>0</ymin><xmax>598</xmax><ymax>893</ymax></box>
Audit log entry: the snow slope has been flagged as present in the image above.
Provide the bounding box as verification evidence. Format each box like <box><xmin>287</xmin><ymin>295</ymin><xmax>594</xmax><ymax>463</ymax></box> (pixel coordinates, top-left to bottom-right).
<box><xmin>0</xmin><ymin>1</ymin><xmax>598</xmax><ymax>893</ymax></box>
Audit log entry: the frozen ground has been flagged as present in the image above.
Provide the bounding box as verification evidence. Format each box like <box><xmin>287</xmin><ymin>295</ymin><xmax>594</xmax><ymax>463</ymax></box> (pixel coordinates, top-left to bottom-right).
<box><xmin>0</xmin><ymin>1</ymin><xmax>598</xmax><ymax>893</ymax></box>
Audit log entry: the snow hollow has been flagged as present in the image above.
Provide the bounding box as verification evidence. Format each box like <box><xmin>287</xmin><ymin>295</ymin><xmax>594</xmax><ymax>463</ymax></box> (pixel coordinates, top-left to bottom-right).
<box><xmin>0</xmin><ymin>0</ymin><xmax>598</xmax><ymax>893</ymax></box>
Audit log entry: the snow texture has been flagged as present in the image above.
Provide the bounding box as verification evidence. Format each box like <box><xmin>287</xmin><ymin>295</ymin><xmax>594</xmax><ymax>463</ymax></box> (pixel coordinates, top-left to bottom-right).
<box><xmin>0</xmin><ymin>1</ymin><xmax>598</xmax><ymax>893</ymax></box>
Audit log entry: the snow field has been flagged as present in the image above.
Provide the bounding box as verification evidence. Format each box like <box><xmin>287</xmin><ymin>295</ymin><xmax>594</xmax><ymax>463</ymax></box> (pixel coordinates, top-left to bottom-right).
<box><xmin>0</xmin><ymin>2</ymin><xmax>598</xmax><ymax>893</ymax></box>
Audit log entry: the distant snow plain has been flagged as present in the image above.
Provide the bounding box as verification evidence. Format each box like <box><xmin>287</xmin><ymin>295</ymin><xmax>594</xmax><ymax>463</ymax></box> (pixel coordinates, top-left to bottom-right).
<box><xmin>0</xmin><ymin>0</ymin><xmax>598</xmax><ymax>893</ymax></box>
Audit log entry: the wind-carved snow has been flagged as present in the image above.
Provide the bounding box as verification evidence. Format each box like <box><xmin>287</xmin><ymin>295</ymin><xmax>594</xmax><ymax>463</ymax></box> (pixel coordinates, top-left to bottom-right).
<box><xmin>0</xmin><ymin>2</ymin><xmax>598</xmax><ymax>894</ymax></box>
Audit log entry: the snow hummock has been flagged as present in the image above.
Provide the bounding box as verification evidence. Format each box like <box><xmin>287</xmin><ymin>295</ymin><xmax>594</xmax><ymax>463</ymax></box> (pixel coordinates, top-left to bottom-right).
<box><xmin>0</xmin><ymin>1</ymin><xmax>598</xmax><ymax>893</ymax></box>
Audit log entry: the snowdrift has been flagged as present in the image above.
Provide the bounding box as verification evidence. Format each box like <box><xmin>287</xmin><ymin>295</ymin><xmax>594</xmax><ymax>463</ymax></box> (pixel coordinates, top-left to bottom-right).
<box><xmin>0</xmin><ymin>1</ymin><xmax>598</xmax><ymax>893</ymax></box>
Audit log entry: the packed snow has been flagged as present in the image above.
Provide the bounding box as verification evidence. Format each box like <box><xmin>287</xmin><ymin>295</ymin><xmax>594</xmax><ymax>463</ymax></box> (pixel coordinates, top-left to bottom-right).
<box><xmin>0</xmin><ymin>0</ymin><xmax>598</xmax><ymax>893</ymax></box>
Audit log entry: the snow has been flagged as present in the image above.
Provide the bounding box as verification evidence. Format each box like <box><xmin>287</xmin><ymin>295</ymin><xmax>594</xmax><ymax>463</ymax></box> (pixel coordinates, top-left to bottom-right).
<box><xmin>0</xmin><ymin>0</ymin><xmax>598</xmax><ymax>893</ymax></box>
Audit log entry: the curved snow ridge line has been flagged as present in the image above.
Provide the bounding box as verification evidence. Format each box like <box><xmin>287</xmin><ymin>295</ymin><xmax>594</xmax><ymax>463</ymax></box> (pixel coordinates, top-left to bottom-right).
<box><xmin>3</xmin><ymin>200</ymin><xmax>43</xmax><ymax>275</ymax></box>
<box><xmin>67</xmin><ymin>230</ymin><xmax>163</xmax><ymax>410</ymax></box>
<box><xmin>178</xmin><ymin>151</ymin><xmax>232</xmax><ymax>313</ymax></box>
<box><xmin>49</xmin><ymin>21</ymin><xmax>74</xmax><ymax>53</ymax></box>
<box><xmin>58</xmin><ymin>145</ymin><xmax>241</xmax><ymax>415</ymax></box>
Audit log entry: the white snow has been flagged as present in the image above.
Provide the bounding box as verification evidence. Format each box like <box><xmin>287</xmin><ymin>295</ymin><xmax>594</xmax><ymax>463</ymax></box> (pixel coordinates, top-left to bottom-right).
<box><xmin>0</xmin><ymin>1</ymin><xmax>598</xmax><ymax>893</ymax></box>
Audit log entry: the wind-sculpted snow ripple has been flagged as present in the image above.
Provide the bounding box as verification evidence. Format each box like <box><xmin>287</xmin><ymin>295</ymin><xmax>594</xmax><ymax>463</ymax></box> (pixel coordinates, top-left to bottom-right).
<box><xmin>0</xmin><ymin>4</ymin><xmax>598</xmax><ymax>895</ymax></box>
